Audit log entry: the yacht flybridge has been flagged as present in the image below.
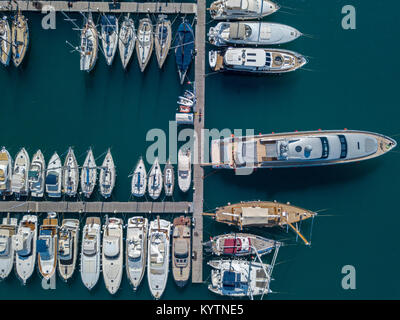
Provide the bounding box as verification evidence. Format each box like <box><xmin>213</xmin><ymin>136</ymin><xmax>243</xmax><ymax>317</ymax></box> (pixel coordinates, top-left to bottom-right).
<box><xmin>211</xmin><ymin>130</ymin><xmax>397</xmax><ymax>171</ymax></box>
<box><xmin>209</xmin><ymin>47</ymin><xmax>307</xmax><ymax>73</ymax></box>
<box><xmin>209</xmin><ymin>0</ymin><xmax>279</xmax><ymax>20</ymax></box>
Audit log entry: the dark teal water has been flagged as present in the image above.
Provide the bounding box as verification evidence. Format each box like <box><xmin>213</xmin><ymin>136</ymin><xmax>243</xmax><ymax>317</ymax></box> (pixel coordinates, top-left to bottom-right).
<box><xmin>0</xmin><ymin>0</ymin><xmax>399</xmax><ymax>299</ymax></box>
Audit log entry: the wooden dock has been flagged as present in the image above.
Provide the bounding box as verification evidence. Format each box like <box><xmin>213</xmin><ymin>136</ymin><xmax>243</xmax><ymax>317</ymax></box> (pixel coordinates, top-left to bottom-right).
<box><xmin>0</xmin><ymin>201</ymin><xmax>193</xmax><ymax>213</ymax></box>
<box><xmin>0</xmin><ymin>1</ymin><xmax>197</xmax><ymax>14</ymax></box>
<box><xmin>191</xmin><ymin>0</ymin><xmax>205</xmax><ymax>284</ymax></box>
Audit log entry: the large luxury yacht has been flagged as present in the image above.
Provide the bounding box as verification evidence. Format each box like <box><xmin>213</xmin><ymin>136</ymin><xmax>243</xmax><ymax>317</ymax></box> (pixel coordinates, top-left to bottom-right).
<box><xmin>209</xmin><ymin>0</ymin><xmax>279</xmax><ymax>20</ymax></box>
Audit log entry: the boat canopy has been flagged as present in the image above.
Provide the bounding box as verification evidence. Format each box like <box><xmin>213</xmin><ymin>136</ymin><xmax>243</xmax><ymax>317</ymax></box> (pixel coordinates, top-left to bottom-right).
<box><xmin>46</xmin><ymin>173</ymin><xmax>58</xmax><ymax>185</ymax></box>
<box><xmin>174</xmin><ymin>239</ymin><xmax>188</xmax><ymax>258</ymax></box>
<box><xmin>104</xmin><ymin>237</ymin><xmax>120</xmax><ymax>258</ymax></box>
<box><xmin>229</xmin><ymin>23</ymin><xmax>247</xmax><ymax>40</ymax></box>
<box><xmin>222</xmin><ymin>271</ymin><xmax>240</xmax><ymax>289</ymax></box>
<box><xmin>241</xmin><ymin>207</ymin><xmax>269</xmax><ymax>226</ymax></box>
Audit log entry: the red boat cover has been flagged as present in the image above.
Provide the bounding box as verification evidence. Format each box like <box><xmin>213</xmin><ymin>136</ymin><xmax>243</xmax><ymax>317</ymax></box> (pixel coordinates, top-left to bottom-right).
<box><xmin>223</xmin><ymin>237</ymin><xmax>252</xmax><ymax>254</ymax></box>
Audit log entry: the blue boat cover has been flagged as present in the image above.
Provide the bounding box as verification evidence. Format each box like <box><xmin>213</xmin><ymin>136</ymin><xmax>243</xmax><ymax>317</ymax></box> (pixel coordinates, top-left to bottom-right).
<box><xmin>40</xmin><ymin>229</ymin><xmax>52</xmax><ymax>236</ymax></box>
<box><xmin>45</xmin><ymin>174</ymin><xmax>57</xmax><ymax>185</ymax></box>
<box><xmin>36</xmin><ymin>239</ymin><xmax>48</xmax><ymax>253</ymax></box>
<box><xmin>175</xmin><ymin>21</ymin><xmax>194</xmax><ymax>72</ymax></box>
<box><xmin>222</xmin><ymin>271</ymin><xmax>237</xmax><ymax>289</ymax></box>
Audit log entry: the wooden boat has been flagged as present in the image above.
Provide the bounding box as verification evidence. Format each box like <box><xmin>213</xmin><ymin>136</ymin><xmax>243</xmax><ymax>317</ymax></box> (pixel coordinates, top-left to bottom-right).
<box><xmin>63</xmin><ymin>147</ymin><xmax>79</xmax><ymax>197</ymax></box>
<box><xmin>80</xmin><ymin>148</ymin><xmax>97</xmax><ymax>198</ymax></box>
<box><xmin>28</xmin><ymin>150</ymin><xmax>46</xmax><ymax>198</ymax></box>
<box><xmin>118</xmin><ymin>14</ymin><xmax>135</xmax><ymax>69</ymax></box>
<box><xmin>0</xmin><ymin>17</ymin><xmax>11</xmax><ymax>66</ymax></box>
<box><xmin>58</xmin><ymin>219</ymin><xmax>79</xmax><ymax>281</ymax></box>
<box><xmin>136</xmin><ymin>18</ymin><xmax>153</xmax><ymax>72</ymax></box>
<box><xmin>154</xmin><ymin>15</ymin><xmax>171</xmax><ymax>69</ymax></box>
<box><xmin>11</xmin><ymin>11</ymin><xmax>29</xmax><ymax>67</ymax></box>
<box><xmin>204</xmin><ymin>201</ymin><xmax>316</xmax><ymax>245</ymax></box>
<box><xmin>172</xmin><ymin>216</ymin><xmax>191</xmax><ymax>287</ymax></box>
<box><xmin>99</xmin><ymin>149</ymin><xmax>115</xmax><ymax>199</ymax></box>
<box><xmin>163</xmin><ymin>160</ymin><xmax>174</xmax><ymax>197</ymax></box>
<box><xmin>37</xmin><ymin>212</ymin><xmax>58</xmax><ymax>280</ymax></box>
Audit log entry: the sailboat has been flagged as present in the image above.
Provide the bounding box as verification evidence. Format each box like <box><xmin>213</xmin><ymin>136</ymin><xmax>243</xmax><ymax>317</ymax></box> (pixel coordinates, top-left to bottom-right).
<box><xmin>175</xmin><ymin>19</ymin><xmax>194</xmax><ymax>84</ymax></box>
<box><xmin>11</xmin><ymin>11</ymin><xmax>29</xmax><ymax>67</ymax></box>
<box><xmin>102</xmin><ymin>216</ymin><xmax>123</xmax><ymax>295</ymax></box>
<box><xmin>13</xmin><ymin>214</ymin><xmax>37</xmax><ymax>284</ymax></box>
<box><xmin>80</xmin><ymin>12</ymin><xmax>98</xmax><ymax>72</ymax></box>
<box><xmin>178</xmin><ymin>147</ymin><xmax>191</xmax><ymax>192</ymax></box>
<box><xmin>0</xmin><ymin>17</ymin><xmax>11</xmax><ymax>67</ymax></box>
<box><xmin>46</xmin><ymin>152</ymin><xmax>62</xmax><ymax>198</ymax></box>
<box><xmin>148</xmin><ymin>157</ymin><xmax>163</xmax><ymax>200</ymax></box>
<box><xmin>80</xmin><ymin>217</ymin><xmax>101</xmax><ymax>290</ymax></box>
<box><xmin>0</xmin><ymin>147</ymin><xmax>13</xmax><ymax>197</ymax></box>
<box><xmin>131</xmin><ymin>157</ymin><xmax>147</xmax><ymax>197</ymax></box>
<box><xmin>37</xmin><ymin>212</ymin><xmax>58</xmax><ymax>280</ymax></box>
<box><xmin>11</xmin><ymin>147</ymin><xmax>30</xmax><ymax>199</ymax></box>
<box><xmin>163</xmin><ymin>160</ymin><xmax>174</xmax><ymax>197</ymax></box>
<box><xmin>99</xmin><ymin>149</ymin><xmax>115</xmax><ymax>199</ymax></box>
<box><xmin>147</xmin><ymin>217</ymin><xmax>171</xmax><ymax>299</ymax></box>
<box><xmin>126</xmin><ymin>217</ymin><xmax>148</xmax><ymax>290</ymax></box>
<box><xmin>136</xmin><ymin>18</ymin><xmax>153</xmax><ymax>72</ymax></box>
<box><xmin>0</xmin><ymin>213</ymin><xmax>17</xmax><ymax>280</ymax></box>
<box><xmin>154</xmin><ymin>15</ymin><xmax>171</xmax><ymax>69</ymax></box>
<box><xmin>172</xmin><ymin>216</ymin><xmax>191</xmax><ymax>287</ymax></box>
<box><xmin>58</xmin><ymin>219</ymin><xmax>80</xmax><ymax>281</ymax></box>
<box><xmin>63</xmin><ymin>147</ymin><xmax>79</xmax><ymax>197</ymax></box>
<box><xmin>101</xmin><ymin>14</ymin><xmax>119</xmax><ymax>66</ymax></box>
<box><xmin>80</xmin><ymin>148</ymin><xmax>97</xmax><ymax>198</ymax></box>
<box><xmin>28</xmin><ymin>150</ymin><xmax>45</xmax><ymax>198</ymax></box>
<box><xmin>118</xmin><ymin>14</ymin><xmax>135</xmax><ymax>69</ymax></box>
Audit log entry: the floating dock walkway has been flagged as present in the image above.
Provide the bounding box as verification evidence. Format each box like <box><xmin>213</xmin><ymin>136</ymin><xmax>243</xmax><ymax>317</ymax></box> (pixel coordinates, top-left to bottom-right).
<box><xmin>0</xmin><ymin>1</ymin><xmax>197</xmax><ymax>14</ymax></box>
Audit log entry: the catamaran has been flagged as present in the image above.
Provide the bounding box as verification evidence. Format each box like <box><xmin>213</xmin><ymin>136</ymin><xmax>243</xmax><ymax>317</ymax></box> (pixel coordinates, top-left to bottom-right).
<box><xmin>147</xmin><ymin>217</ymin><xmax>171</xmax><ymax>299</ymax></box>
<box><xmin>163</xmin><ymin>160</ymin><xmax>174</xmax><ymax>197</ymax></box>
<box><xmin>13</xmin><ymin>214</ymin><xmax>37</xmax><ymax>284</ymax></box>
<box><xmin>172</xmin><ymin>216</ymin><xmax>191</xmax><ymax>287</ymax></box>
<box><xmin>178</xmin><ymin>147</ymin><xmax>191</xmax><ymax>192</ymax></box>
<box><xmin>11</xmin><ymin>147</ymin><xmax>30</xmax><ymax>199</ymax></box>
<box><xmin>148</xmin><ymin>158</ymin><xmax>163</xmax><ymax>200</ymax></box>
<box><xmin>80</xmin><ymin>148</ymin><xmax>97</xmax><ymax>198</ymax></box>
<box><xmin>131</xmin><ymin>157</ymin><xmax>147</xmax><ymax>197</ymax></box>
<box><xmin>80</xmin><ymin>217</ymin><xmax>101</xmax><ymax>290</ymax></box>
<box><xmin>28</xmin><ymin>150</ymin><xmax>45</xmax><ymax>198</ymax></box>
<box><xmin>0</xmin><ymin>213</ymin><xmax>17</xmax><ymax>280</ymax></box>
<box><xmin>0</xmin><ymin>147</ymin><xmax>13</xmax><ymax>197</ymax></box>
<box><xmin>101</xmin><ymin>14</ymin><xmax>119</xmax><ymax>66</ymax></box>
<box><xmin>154</xmin><ymin>15</ymin><xmax>171</xmax><ymax>69</ymax></box>
<box><xmin>80</xmin><ymin>12</ymin><xmax>98</xmax><ymax>72</ymax></box>
<box><xmin>126</xmin><ymin>217</ymin><xmax>148</xmax><ymax>290</ymax></box>
<box><xmin>37</xmin><ymin>212</ymin><xmax>58</xmax><ymax>280</ymax></box>
<box><xmin>118</xmin><ymin>14</ymin><xmax>136</xmax><ymax>69</ymax></box>
<box><xmin>63</xmin><ymin>147</ymin><xmax>79</xmax><ymax>197</ymax></box>
<box><xmin>209</xmin><ymin>0</ymin><xmax>279</xmax><ymax>20</ymax></box>
<box><xmin>11</xmin><ymin>11</ymin><xmax>29</xmax><ymax>67</ymax></box>
<box><xmin>46</xmin><ymin>152</ymin><xmax>62</xmax><ymax>198</ymax></box>
<box><xmin>102</xmin><ymin>216</ymin><xmax>123</xmax><ymax>295</ymax></box>
<box><xmin>99</xmin><ymin>149</ymin><xmax>115</xmax><ymax>199</ymax></box>
<box><xmin>136</xmin><ymin>18</ymin><xmax>153</xmax><ymax>72</ymax></box>
<box><xmin>0</xmin><ymin>17</ymin><xmax>11</xmax><ymax>67</ymax></box>
<box><xmin>58</xmin><ymin>219</ymin><xmax>80</xmax><ymax>281</ymax></box>
<box><xmin>209</xmin><ymin>47</ymin><xmax>307</xmax><ymax>73</ymax></box>
<box><xmin>208</xmin><ymin>22</ymin><xmax>301</xmax><ymax>46</ymax></box>
<box><xmin>175</xmin><ymin>19</ymin><xmax>194</xmax><ymax>85</ymax></box>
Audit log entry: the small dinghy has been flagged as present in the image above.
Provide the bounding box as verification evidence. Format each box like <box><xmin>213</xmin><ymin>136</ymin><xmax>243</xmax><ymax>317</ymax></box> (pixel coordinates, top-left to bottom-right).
<box><xmin>101</xmin><ymin>14</ymin><xmax>119</xmax><ymax>66</ymax></box>
<box><xmin>178</xmin><ymin>147</ymin><xmax>191</xmax><ymax>192</ymax></box>
<box><xmin>102</xmin><ymin>216</ymin><xmax>123</xmax><ymax>295</ymax></box>
<box><xmin>147</xmin><ymin>216</ymin><xmax>171</xmax><ymax>299</ymax></box>
<box><xmin>11</xmin><ymin>11</ymin><xmax>29</xmax><ymax>67</ymax></box>
<box><xmin>131</xmin><ymin>157</ymin><xmax>147</xmax><ymax>197</ymax></box>
<box><xmin>80</xmin><ymin>12</ymin><xmax>98</xmax><ymax>72</ymax></box>
<box><xmin>99</xmin><ymin>149</ymin><xmax>115</xmax><ymax>199</ymax></box>
<box><xmin>80</xmin><ymin>217</ymin><xmax>101</xmax><ymax>290</ymax></box>
<box><xmin>63</xmin><ymin>147</ymin><xmax>79</xmax><ymax>197</ymax></box>
<box><xmin>0</xmin><ymin>213</ymin><xmax>17</xmax><ymax>280</ymax></box>
<box><xmin>37</xmin><ymin>212</ymin><xmax>58</xmax><ymax>280</ymax></box>
<box><xmin>148</xmin><ymin>157</ymin><xmax>163</xmax><ymax>200</ymax></box>
<box><xmin>0</xmin><ymin>147</ymin><xmax>13</xmax><ymax>197</ymax></box>
<box><xmin>80</xmin><ymin>148</ymin><xmax>97</xmax><ymax>198</ymax></box>
<box><xmin>136</xmin><ymin>18</ymin><xmax>153</xmax><ymax>72</ymax></box>
<box><xmin>154</xmin><ymin>15</ymin><xmax>171</xmax><ymax>69</ymax></box>
<box><xmin>118</xmin><ymin>14</ymin><xmax>136</xmax><ymax>69</ymax></box>
<box><xmin>0</xmin><ymin>17</ymin><xmax>11</xmax><ymax>67</ymax></box>
<box><xmin>58</xmin><ymin>219</ymin><xmax>80</xmax><ymax>281</ymax></box>
<box><xmin>11</xmin><ymin>147</ymin><xmax>30</xmax><ymax>199</ymax></box>
<box><xmin>175</xmin><ymin>19</ymin><xmax>194</xmax><ymax>84</ymax></box>
<box><xmin>163</xmin><ymin>160</ymin><xmax>174</xmax><ymax>197</ymax></box>
<box><xmin>28</xmin><ymin>150</ymin><xmax>45</xmax><ymax>198</ymax></box>
<box><xmin>172</xmin><ymin>216</ymin><xmax>191</xmax><ymax>287</ymax></box>
<box><xmin>126</xmin><ymin>217</ymin><xmax>148</xmax><ymax>290</ymax></box>
<box><xmin>204</xmin><ymin>233</ymin><xmax>280</xmax><ymax>256</ymax></box>
<box><xmin>46</xmin><ymin>152</ymin><xmax>62</xmax><ymax>198</ymax></box>
<box><xmin>13</xmin><ymin>214</ymin><xmax>37</xmax><ymax>284</ymax></box>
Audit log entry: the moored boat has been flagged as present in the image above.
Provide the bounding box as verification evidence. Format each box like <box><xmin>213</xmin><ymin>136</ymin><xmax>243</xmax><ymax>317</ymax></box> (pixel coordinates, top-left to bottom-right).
<box><xmin>63</xmin><ymin>147</ymin><xmax>79</xmax><ymax>197</ymax></box>
<box><xmin>0</xmin><ymin>17</ymin><xmax>11</xmax><ymax>67</ymax></box>
<box><xmin>11</xmin><ymin>11</ymin><xmax>29</xmax><ymax>67</ymax></box>
<box><xmin>209</xmin><ymin>0</ymin><xmax>279</xmax><ymax>20</ymax></box>
<box><xmin>11</xmin><ymin>147</ymin><xmax>30</xmax><ymax>199</ymax></box>
<box><xmin>163</xmin><ymin>160</ymin><xmax>174</xmax><ymax>197</ymax></box>
<box><xmin>131</xmin><ymin>157</ymin><xmax>147</xmax><ymax>197</ymax></box>
<box><xmin>101</xmin><ymin>14</ymin><xmax>119</xmax><ymax>66</ymax></box>
<box><xmin>80</xmin><ymin>148</ymin><xmax>97</xmax><ymax>198</ymax></box>
<box><xmin>46</xmin><ymin>152</ymin><xmax>62</xmax><ymax>198</ymax></box>
<box><xmin>0</xmin><ymin>213</ymin><xmax>17</xmax><ymax>280</ymax></box>
<box><xmin>178</xmin><ymin>147</ymin><xmax>191</xmax><ymax>192</ymax></box>
<box><xmin>118</xmin><ymin>14</ymin><xmax>136</xmax><ymax>69</ymax></box>
<box><xmin>28</xmin><ymin>150</ymin><xmax>45</xmax><ymax>198</ymax></box>
<box><xmin>80</xmin><ymin>12</ymin><xmax>98</xmax><ymax>72</ymax></box>
<box><xmin>154</xmin><ymin>15</ymin><xmax>171</xmax><ymax>69</ymax></box>
<box><xmin>136</xmin><ymin>18</ymin><xmax>153</xmax><ymax>72</ymax></box>
<box><xmin>37</xmin><ymin>212</ymin><xmax>58</xmax><ymax>280</ymax></box>
<box><xmin>172</xmin><ymin>216</ymin><xmax>191</xmax><ymax>287</ymax></box>
<box><xmin>175</xmin><ymin>19</ymin><xmax>194</xmax><ymax>84</ymax></box>
<box><xmin>148</xmin><ymin>157</ymin><xmax>163</xmax><ymax>200</ymax></box>
<box><xmin>58</xmin><ymin>219</ymin><xmax>79</xmax><ymax>281</ymax></box>
<box><xmin>126</xmin><ymin>217</ymin><xmax>148</xmax><ymax>290</ymax></box>
<box><xmin>99</xmin><ymin>149</ymin><xmax>115</xmax><ymax>199</ymax></box>
<box><xmin>0</xmin><ymin>147</ymin><xmax>13</xmax><ymax>197</ymax></box>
